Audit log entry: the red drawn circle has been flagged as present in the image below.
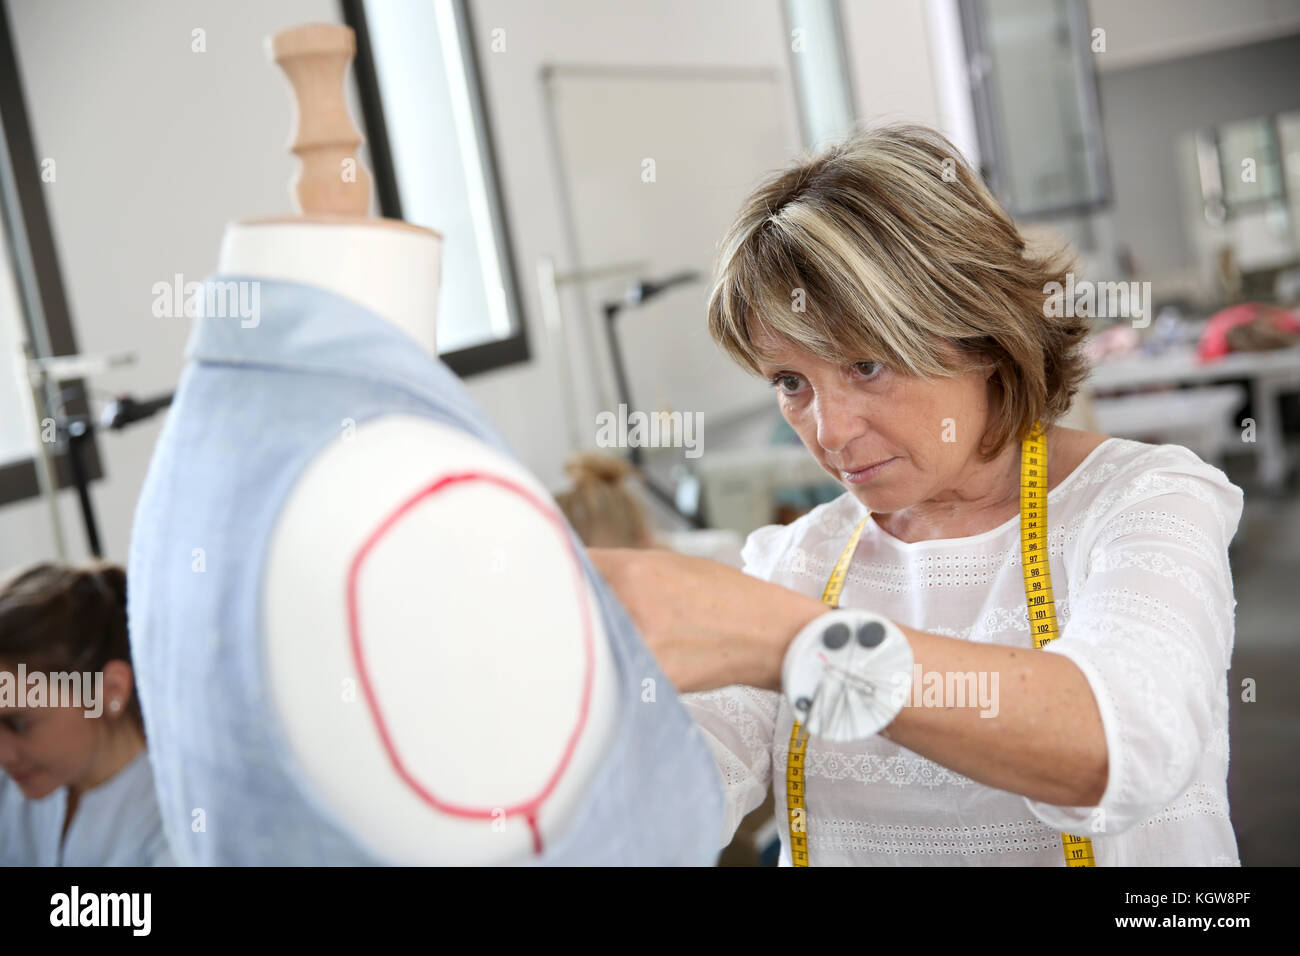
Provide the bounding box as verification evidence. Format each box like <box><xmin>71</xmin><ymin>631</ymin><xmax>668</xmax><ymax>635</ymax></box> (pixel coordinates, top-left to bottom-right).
<box><xmin>346</xmin><ymin>471</ymin><xmax>595</xmax><ymax>854</ymax></box>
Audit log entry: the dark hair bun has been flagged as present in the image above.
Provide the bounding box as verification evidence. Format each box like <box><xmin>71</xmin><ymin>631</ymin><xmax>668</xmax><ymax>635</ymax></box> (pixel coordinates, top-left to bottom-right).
<box><xmin>0</xmin><ymin>560</ymin><xmax>141</xmax><ymax>733</ymax></box>
<box><xmin>90</xmin><ymin>563</ymin><xmax>127</xmax><ymax>611</ymax></box>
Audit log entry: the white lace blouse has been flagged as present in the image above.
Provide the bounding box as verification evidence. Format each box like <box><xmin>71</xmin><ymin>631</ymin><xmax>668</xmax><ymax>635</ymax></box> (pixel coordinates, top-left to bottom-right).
<box><xmin>681</xmin><ymin>437</ymin><xmax>1245</xmax><ymax>866</ymax></box>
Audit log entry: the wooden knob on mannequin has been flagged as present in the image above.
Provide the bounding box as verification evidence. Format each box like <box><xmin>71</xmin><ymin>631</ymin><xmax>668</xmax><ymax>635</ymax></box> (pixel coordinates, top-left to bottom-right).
<box><xmin>269</xmin><ymin>23</ymin><xmax>373</xmax><ymax>218</ymax></box>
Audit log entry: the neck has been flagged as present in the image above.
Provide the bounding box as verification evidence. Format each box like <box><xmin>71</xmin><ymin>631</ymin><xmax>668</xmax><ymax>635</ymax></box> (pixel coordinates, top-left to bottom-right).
<box><xmin>874</xmin><ymin>427</ymin><xmax>1051</xmax><ymax>542</ymax></box>
<box><xmin>71</xmin><ymin>721</ymin><xmax>145</xmax><ymax>799</ymax></box>
<box><xmin>218</xmin><ymin>220</ymin><xmax>443</xmax><ymax>357</ymax></box>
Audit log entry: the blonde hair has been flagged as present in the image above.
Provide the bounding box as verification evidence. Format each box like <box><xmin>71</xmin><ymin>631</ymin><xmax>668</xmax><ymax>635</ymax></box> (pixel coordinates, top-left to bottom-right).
<box><xmin>555</xmin><ymin>452</ymin><xmax>652</xmax><ymax>549</ymax></box>
<box><xmin>707</xmin><ymin>123</ymin><xmax>1091</xmax><ymax>461</ymax></box>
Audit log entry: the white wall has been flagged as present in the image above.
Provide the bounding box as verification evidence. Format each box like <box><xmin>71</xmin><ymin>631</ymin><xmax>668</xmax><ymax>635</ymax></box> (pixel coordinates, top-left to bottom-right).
<box><xmin>841</xmin><ymin>0</ymin><xmax>943</xmax><ymax>130</ymax></box>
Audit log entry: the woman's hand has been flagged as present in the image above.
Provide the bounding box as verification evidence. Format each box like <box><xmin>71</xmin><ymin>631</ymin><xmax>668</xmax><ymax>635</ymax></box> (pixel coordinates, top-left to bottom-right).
<box><xmin>588</xmin><ymin>547</ymin><xmax>827</xmax><ymax>693</ymax></box>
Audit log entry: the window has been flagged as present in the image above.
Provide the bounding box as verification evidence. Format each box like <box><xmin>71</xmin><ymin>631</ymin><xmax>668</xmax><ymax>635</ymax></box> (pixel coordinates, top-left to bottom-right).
<box><xmin>1218</xmin><ymin>116</ymin><xmax>1287</xmax><ymax>214</ymax></box>
<box><xmin>783</xmin><ymin>0</ymin><xmax>858</xmax><ymax>151</ymax></box>
<box><xmin>1193</xmin><ymin>113</ymin><xmax>1297</xmax><ymax>226</ymax></box>
<box><xmin>959</xmin><ymin>0</ymin><xmax>1110</xmax><ymax>218</ymax></box>
<box><xmin>344</xmin><ymin>0</ymin><xmax>528</xmax><ymax>375</ymax></box>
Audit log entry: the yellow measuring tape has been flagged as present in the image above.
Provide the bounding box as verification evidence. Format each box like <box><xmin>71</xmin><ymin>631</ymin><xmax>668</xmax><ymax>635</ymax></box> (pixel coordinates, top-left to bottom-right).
<box><xmin>784</xmin><ymin>511</ymin><xmax>869</xmax><ymax>867</ymax></box>
<box><xmin>786</xmin><ymin>421</ymin><xmax>1096</xmax><ymax>867</ymax></box>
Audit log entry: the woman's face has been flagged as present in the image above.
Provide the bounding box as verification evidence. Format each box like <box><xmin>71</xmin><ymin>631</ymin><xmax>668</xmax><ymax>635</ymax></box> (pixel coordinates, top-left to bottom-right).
<box><xmin>0</xmin><ymin>659</ymin><xmax>131</xmax><ymax>800</ymax></box>
<box><xmin>753</xmin><ymin>326</ymin><xmax>997</xmax><ymax>515</ymax></box>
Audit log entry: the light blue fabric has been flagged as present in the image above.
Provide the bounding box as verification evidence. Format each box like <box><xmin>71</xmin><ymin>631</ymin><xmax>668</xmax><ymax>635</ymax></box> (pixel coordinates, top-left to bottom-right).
<box><xmin>0</xmin><ymin>752</ymin><xmax>173</xmax><ymax>866</ymax></box>
<box><xmin>128</xmin><ymin>275</ymin><xmax>724</xmax><ymax>865</ymax></box>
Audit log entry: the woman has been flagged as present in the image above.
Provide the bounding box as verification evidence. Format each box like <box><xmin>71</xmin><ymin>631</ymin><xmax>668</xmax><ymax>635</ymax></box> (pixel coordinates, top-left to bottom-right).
<box><xmin>591</xmin><ymin>124</ymin><xmax>1243</xmax><ymax>866</ymax></box>
<box><xmin>555</xmin><ymin>451</ymin><xmax>657</xmax><ymax>548</ymax></box>
<box><xmin>0</xmin><ymin>562</ymin><xmax>172</xmax><ymax>865</ymax></box>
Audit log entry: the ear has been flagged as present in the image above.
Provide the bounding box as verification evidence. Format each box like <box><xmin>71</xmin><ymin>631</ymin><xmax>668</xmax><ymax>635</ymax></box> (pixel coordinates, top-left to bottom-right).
<box><xmin>100</xmin><ymin>659</ymin><xmax>135</xmax><ymax>720</ymax></box>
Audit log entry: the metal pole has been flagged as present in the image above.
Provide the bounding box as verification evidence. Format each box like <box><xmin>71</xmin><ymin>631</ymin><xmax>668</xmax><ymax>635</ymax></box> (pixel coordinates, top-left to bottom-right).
<box><xmin>17</xmin><ymin>341</ymin><xmax>66</xmax><ymax>559</ymax></box>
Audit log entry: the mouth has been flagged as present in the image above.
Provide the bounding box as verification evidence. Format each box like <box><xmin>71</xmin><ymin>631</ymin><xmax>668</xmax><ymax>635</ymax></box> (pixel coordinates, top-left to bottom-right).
<box><xmin>840</xmin><ymin>457</ymin><xmax>898</xmax><ymax>483</ymax></box>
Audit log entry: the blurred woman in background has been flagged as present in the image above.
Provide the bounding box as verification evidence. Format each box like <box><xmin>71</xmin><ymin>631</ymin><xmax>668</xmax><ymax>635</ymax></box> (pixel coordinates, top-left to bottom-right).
<box><xmin>555</xmin><ymin>451</ymin><xmax>656</xmax><ymax>549</ymax></box>
<box><xmin>0</xmin><ymin>562</ymin><xmax>172</xmax><ymax>865</ymax></box>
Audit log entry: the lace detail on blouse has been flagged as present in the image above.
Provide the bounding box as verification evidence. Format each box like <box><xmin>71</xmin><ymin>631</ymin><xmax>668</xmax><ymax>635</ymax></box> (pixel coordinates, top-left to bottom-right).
<box><xmin>774</xmin><ymin>742</ymin><xmax>977</xmax><ymax>788</ymax></box>
<box><xmin>813</xmin><ymin>817</ymin><xmax>1063</xmax><ymax>858</ymax></box>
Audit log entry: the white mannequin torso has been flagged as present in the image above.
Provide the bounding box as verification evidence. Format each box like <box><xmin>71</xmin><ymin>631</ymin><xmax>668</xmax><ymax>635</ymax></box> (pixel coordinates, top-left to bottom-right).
<box><xmin>219</xmin><ymin>221</ymin><xmax>618</xmax><ymax>863</ymax></box>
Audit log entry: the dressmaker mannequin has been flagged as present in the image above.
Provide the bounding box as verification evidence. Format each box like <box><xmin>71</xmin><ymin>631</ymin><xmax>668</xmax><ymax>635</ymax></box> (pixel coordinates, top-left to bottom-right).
<box><xmin>229</xmin><ymin>24</ymin><xmax>618</xmax><ymax>864</ymax></box>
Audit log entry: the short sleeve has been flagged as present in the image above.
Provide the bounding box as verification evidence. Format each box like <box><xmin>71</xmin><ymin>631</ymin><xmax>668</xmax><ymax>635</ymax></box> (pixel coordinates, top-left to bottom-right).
<box><xmin>1024</xmin><ymin>447</ymin><xmax>1244</xmax><ymax>836</ymax></box>
<box><xmin>679</xmin><ymin>685</ymin><xmax>781</xmax><ymax>848</ymax></box>
<box><xmin>678</xmin><ymin>521</ymin><xmax>790</xmax><ymax>848</ymax></box>
<box><xmin>738</xmin><ymin>521</ymin><xmax>796</xmax><ymax>582</ymax></box>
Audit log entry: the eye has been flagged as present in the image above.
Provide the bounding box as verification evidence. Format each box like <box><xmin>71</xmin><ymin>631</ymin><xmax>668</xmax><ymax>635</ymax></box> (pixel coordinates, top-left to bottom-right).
<box><xmin>853</xmin><ymin>361</ymin><xmax>885</xmax><ymax>380</ymax></box>
<box><xmin>767</xmin><ymin>373</ymin><xmax>803</xmax><ymax>394</ymax></box>
<box><xmin>2</xmin><ymin>716</ymin><xmax>28</xmax><ymax>735</ymax></box>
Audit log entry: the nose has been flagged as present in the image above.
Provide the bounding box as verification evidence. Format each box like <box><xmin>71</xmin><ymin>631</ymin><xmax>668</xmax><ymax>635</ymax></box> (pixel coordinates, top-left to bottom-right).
<box><xmin>813</xmin><ymin>390</ymin><xmax>868</xmax><ymax>461</ymax></box>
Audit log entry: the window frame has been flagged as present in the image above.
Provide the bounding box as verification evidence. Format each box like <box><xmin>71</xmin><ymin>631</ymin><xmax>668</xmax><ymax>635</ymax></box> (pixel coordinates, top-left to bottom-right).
<box><xmin>0</xmin><ymin>0</ymin><xmax>103</xmax><ymax>509</ymax></box>
<box><xmin>341</xmin><ymin>0</ymin><xmax>531</xmax><ymax>376</ymax></box>
<box><xmin>957</xmin><ymin>0</ymin><xmax>1112</xmax><ymax>221</ymax></box>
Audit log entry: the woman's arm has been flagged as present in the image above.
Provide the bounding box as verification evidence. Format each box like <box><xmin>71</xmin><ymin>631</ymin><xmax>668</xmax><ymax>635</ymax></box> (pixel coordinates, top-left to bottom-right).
<box><xmin>590</xmin><ymin>547</ymin><xmax>1106</xmax><ymax>807</ymax></box>
<box><xmin>880</xmin><ymin>625</ymin><xmax>1107</xmax><ymax>808</ymax></box>
<box><xmin>591</xmin><ymin>547</ymin><xmax>827</xmax><ymax>692</ymax></box>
